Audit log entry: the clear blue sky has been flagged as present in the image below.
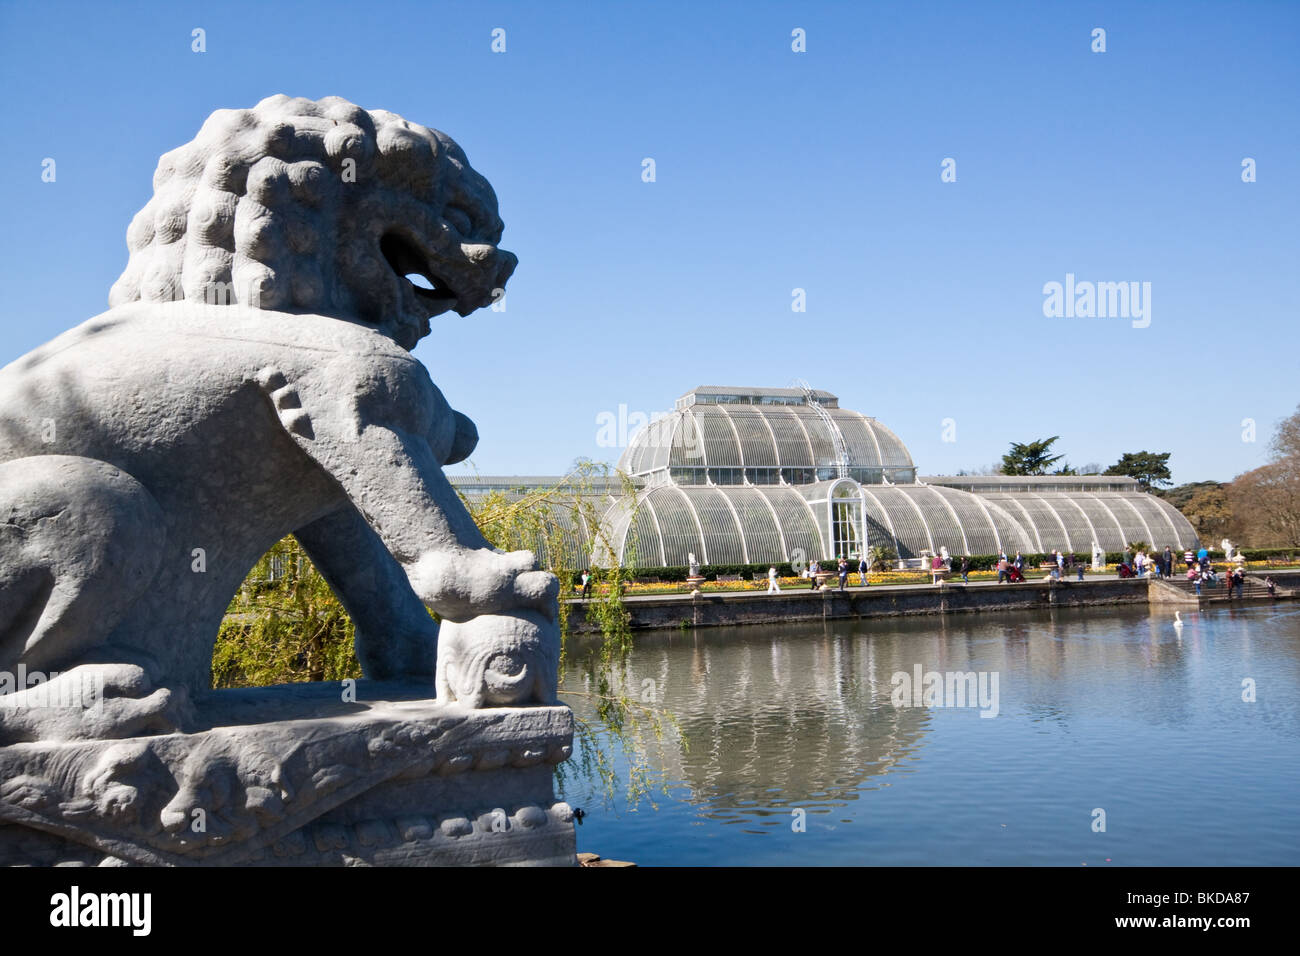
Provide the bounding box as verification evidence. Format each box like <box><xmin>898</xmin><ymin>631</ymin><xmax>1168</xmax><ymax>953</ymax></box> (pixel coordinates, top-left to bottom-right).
<box><xmin>2</xmin><ymin>0</ymin><xmax>1296</xmax><ymax>484</ymax></box>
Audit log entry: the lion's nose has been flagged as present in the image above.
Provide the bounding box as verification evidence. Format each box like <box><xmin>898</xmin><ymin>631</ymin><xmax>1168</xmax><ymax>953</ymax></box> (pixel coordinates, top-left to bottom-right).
<box><xmin>494</xmin><ymin>249</ymin><xmax>517</xmax><ymax>287</ymax></box>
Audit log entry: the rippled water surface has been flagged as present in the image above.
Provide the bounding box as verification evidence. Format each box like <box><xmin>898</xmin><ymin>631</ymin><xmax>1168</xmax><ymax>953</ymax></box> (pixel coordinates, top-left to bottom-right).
<box><xmin>558</xmin><ymin>603</ymin><xmax>1300</xmax><ymax>866</ymax></box>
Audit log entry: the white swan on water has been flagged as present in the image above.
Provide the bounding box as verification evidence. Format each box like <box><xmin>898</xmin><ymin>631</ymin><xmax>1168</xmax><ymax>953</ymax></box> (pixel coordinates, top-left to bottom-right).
<box><xmin>1174</xmin><ymin>611</ymin><xmax>1184</xmax><ymax>631</ymax></box>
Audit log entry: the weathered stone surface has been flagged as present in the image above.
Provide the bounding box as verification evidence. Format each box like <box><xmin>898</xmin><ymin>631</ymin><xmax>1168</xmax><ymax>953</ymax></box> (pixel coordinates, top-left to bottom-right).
<box><xmin>436</xmin><ymin>609</ymin><xmax>559</xmax><ymax>708</ymax></box>
<box><xmin>0</xmin><ymin>683</ymin><xmax>575</xmax><ymax>866</ymax></box>
<box><xmin>0</xmin><ymin>96</ymin><xmax>574</xmax><ymax>865</ymax></box>
<box><xmin>0</xmin><ymin>95</ymin><xmax>556</xmax><ymax>740</ymax></box>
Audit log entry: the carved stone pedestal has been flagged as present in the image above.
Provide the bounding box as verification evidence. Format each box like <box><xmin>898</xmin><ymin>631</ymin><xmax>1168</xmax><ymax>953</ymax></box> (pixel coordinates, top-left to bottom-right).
<box><xmin>0</xmin><ymin>681</ymin><xmax>576</xmax><ymax>867</ymax></box>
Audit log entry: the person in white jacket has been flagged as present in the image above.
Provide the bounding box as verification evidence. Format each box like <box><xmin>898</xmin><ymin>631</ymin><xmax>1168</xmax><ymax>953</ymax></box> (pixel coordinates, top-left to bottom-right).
<box><xmin>767</xmin><ymin>567</ymin><xmax>781</xmax><ymax>593</ymax></box>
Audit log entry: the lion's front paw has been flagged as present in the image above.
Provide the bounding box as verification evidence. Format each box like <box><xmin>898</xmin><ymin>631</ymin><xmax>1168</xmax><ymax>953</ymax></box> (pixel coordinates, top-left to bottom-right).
<box><xmin>408</xmin><ymin>548</ymin><xmax>559</xmax><ymax>623</ymax></box>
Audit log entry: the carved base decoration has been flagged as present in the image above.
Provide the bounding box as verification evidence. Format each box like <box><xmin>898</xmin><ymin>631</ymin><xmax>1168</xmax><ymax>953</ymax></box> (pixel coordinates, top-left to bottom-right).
<box><xmin>0</xmin><ymin>681</ymin><xmax>576</xmax><ymax>867</ymax></box>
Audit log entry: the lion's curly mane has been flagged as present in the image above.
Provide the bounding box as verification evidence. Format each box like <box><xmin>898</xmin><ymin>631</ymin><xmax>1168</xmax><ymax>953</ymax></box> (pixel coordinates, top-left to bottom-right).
<box><xmin>108</xmin><ymin>95</ymin><xmax>516</xmax><ymax>349</ymax></box>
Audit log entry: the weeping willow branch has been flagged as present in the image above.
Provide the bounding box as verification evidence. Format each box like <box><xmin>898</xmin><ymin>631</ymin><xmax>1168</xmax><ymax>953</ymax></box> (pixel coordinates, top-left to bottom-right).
<box><xmin>215</xmin><ymin>459</ymin><xmax>678</xmax><ymax>807</ymax></box>
<box><xmin>457</xmin><ymin>459</ymin><xmax>678</xmax><ymax>807</ymax></box>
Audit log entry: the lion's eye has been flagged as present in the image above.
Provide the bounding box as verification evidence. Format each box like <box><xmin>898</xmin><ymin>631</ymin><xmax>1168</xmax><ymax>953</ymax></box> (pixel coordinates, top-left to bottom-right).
<box><xmin>445</xmin><ymin>206</ymin><xmax>473</xmax><ymax>236</ymax></box>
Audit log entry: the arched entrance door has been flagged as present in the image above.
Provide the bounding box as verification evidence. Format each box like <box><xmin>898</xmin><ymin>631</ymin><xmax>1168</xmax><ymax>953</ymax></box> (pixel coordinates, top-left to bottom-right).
<box><xmin>830</xmin><ymin>480</ymin><xmax>865</xmax><ymax>559</ymax></box>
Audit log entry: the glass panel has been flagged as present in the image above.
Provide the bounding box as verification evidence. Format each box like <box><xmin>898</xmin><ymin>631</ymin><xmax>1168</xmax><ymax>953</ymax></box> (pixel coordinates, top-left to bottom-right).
<box><xmin>1067</xmin><ymin>496</ymin><xmax>1125</xmax><ymax>551</ymax></box>
<box><xmin>668</xmin><ymin>410</ymin><xmax>706</xmax><ymax>468</ymax></box>
<box><xmin>1136</xmin><ymin>495</ymin><xmax>1196</xmax><ymax>549</ymax></box>
<box><xmin>860</xmin><ymin>492</ymin><xmax>897</xmax><ymax>559</ymax></box>
<box><xmin>1036</xmin><ymin>495</ymin><xmax>1091</xmax><ymax>552</ymax></box>
<box><xmin>864</xmin><ymin>419</ymin><xmax>914</xmax><ymax>470</ymax></box>
<box><xmin>832</xmin><ymin>501</ymin><xmax>862</xmax><ymax>558</ymax></box>
<box><xmin>625</xmin><ymin>504</ymin><xmax>663</xmax><ymax>568</ymax></box>
<box><xmin>1107</xmin><ymin>495</ymin><xmax>1162</xmax><ymax>549</ymax></box>
<box><xmin>648</xmin><ymin>414</ymin><xmax>673</xmax><ymax>473</ymax></box>
<box><xmin>986</xmin><ymin>495</ymin><xmax>1043</xmax><ymax>552</ymax></box>
<box><xmin>905</xmin><ymin>488</ymin><xmax>961</xmax><ymax>556</ymax></box>
<box><xmin>691</xmin><ymin>488</ymin><xmax>745</xmax><ymax>565</ymax></box>
<box><xmin>695</xmin><ymin>408</ymin><xmax>741</xmax><ymax>467</ymax></box>
<box><xmin>727</xmin><ymin>409</ymin><xmax>778</xmax><ymax>466</ymax></box>
<box><xmin>932</xmin><ymin>486</ymin><xmax>1000</xmax><ymax>555</ymax></box>
<box><xmin>876</xmin><ymin>488</ymin><xmax>929</xmax><ymax>559</ymax></box>
<box><xmin>726</xmin><ymin>488</ymin><xmax>783</xmax><ymax>564</ymax></box>
<box><xmin>987</xmin><ymin>494</ymin><xmax>1070</xmax><ymax>551</ymax></box>
<box><xmin>767</xmin><ymin>408</ymin><xmax>813</xmax><ymax>468</ymax></box>
<box><xmin>796</xmin><ymin>410</ymin><xmax>840</xmax><ymax>470</ymax></box>
<box><xmin>651</xmin><ymin>489</ymin><xmax>705</xmax><ymax>567</ymax></box>
<box><xmin>765</xmin><ymin>488</ymin><xmax>824</xmax><ymax>563</ymax></box>
<box><xmin>829</xmin><ymin>413</ymin><xmax>879</xmax><ymax>469</ymax></box>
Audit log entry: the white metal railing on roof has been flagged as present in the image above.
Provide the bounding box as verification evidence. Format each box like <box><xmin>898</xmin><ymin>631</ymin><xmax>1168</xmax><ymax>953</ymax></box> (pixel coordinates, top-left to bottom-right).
<box><xmin>795</xmin><ymin>380</ymin><xmax>853</xmax><ymax>479</ymax></box>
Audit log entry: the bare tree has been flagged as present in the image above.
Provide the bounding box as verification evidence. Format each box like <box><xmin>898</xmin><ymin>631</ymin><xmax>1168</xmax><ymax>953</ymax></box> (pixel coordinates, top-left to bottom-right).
<box><xmin>1227</xmin><ymin>404</ymin><xmax>1300</xmax><ymax>547</ymax></box>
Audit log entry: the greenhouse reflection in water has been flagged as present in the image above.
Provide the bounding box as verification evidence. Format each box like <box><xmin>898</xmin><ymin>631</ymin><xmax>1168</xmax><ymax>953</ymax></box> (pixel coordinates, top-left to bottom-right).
<box><xmin>560</xmin><ymin>603</ymin><xmax>1300</xmax><ymax>866</ymax></box>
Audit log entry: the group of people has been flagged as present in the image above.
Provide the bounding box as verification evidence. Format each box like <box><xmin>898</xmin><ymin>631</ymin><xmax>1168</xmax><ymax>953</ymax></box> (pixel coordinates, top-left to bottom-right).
<box><xmin>994</xmin><ymin>552</ymin><xmax>1021</xmax><ymax>584</ymax></box>
<box><xmin>988</xmin><ymin>550</ymin><xmax>1081</xmax><ymax>583</ymax></box>
<box><xmin>575</xmin><ymin>540</ymin><xmax>1279</xmax><ymax>603</ymax></box>
<box><xmin>1118</xmin><ymin>545</ymin><xmax>1183</xmax><ymax>579</ymax></box>
<box><xmin>766</xmin><ymin>556</ymin><xmax>872</xmax><ymax>593</ymax></box>
<box><xmin>1182</xmin><ymin>554</ymin><xmax>1254</xmax><ymax>598</ymax></box>
<box><xmin>581</xmin><ymin>547</ymin><xmax>1277</xmax><ymax>600</ymax></box>
<box><xmin>1189</xmin><ymin>562</ymin><xmax>1246</xmax><ymax>598</ymax></box>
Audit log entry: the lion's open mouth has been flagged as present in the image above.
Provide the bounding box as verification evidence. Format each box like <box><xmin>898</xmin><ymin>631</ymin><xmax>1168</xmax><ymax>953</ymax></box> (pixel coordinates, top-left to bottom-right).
<box><xmin>380</xmin><ymin>232</ymin><xmax>459</xmax><ymax>317</ymax></box>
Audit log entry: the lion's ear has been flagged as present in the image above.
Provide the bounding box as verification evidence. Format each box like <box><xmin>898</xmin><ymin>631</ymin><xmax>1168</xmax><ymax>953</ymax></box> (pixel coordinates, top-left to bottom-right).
<box><xmin>444</xmin><ymin>410</ymin><xmax>478</xmax><ymax>465</ymax></box>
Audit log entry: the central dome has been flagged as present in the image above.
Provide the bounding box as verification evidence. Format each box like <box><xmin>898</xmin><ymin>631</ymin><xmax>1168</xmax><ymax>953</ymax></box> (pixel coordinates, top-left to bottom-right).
<box><xmin>617</xmin><ymin>385</ymin><xmax>916</xmax><ymax>486</ymax></box>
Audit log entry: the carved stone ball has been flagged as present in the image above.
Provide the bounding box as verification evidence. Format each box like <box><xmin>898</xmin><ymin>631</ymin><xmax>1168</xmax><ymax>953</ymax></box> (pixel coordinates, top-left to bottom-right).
<box><xmin>435</xmin><ymin>610</ymin><xmax>559</xmax><ymax>709</ymax></box>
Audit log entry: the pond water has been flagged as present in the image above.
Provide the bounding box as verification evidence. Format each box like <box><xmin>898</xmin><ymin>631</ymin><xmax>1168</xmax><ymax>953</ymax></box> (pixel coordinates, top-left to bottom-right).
<box><xmin>557</xmin><ymin>602</ymin><xmax>1300</xmax><ymax>866</ymax></box>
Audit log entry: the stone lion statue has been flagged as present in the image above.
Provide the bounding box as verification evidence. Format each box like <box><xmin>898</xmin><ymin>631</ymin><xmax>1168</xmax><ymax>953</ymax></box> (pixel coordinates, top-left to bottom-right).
<box><xmin>0</xmin><ymin>95</ymin><xmax>557</xmax><ymax>743</ymax></box>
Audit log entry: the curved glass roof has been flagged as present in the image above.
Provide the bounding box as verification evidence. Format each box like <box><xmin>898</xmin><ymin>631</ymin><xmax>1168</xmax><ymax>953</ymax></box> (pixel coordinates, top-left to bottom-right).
<box><xmin>618</xmin><ymin>388</ymin><xmax>916</xmax><ymax>485</ymax></box>
<box><xmin>976</xmin><ymin>491</ymin><xmax>1195</xmax><ymax>554</ymax></box>
<box><xmin>453</xmin><ymin>385</ymin><xmax>1200</xmax><ymax>571</ymax></box>
<box><xmin>599</xmin><ymin>481</ymin><xmax>1199</xmax><ymax>567</ymax></box>
<box><xmin>602</xmin><ymin>485</ymin><xmax>824</xmax><ymax>568</ymax></box>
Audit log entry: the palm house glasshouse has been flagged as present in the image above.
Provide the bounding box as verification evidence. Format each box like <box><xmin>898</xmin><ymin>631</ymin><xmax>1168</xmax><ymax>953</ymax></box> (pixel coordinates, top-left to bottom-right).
<box><xmin>450</xmin><ymin>385</ymin><xmax>1198</xmax><ymax>569</ymax></box>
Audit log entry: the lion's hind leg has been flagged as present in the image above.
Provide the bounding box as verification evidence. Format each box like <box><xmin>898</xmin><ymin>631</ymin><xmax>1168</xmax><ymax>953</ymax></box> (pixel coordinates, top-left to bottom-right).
<box><xmin>0</xmin><ymin>456</ymin><xmax>174</xmax><ymax>741</ymax></box>
<box><xmin>0</xmin><ymin>562</ymin><xmax>54</xmax><ymax>666</ymax></box>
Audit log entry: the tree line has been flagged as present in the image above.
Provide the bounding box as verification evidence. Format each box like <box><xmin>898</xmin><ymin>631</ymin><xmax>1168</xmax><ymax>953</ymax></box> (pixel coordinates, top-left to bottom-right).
<box><xmin>969</xmin><ymin>404</ymin><xmax>1300</xmax><ymax>547</ymax></box>
<box><xmin>961</xmin><ymin>436</ymin><xmax>1175</xmax><ymax>490</ymax></box>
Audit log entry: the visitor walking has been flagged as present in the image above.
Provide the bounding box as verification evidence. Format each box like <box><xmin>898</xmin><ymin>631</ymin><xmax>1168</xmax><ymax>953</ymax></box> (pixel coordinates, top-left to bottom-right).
<box><xmin>997</xmin><ymin>555</ymin><xmax>1009</xmax><ymax>584</ymax></box>
<box><xmin>1232</xmin><ymin>566</ymin><xmax>1245</xmax><ymax>599</ymax></box>
<box><xmin>1163</xmin><ymin>546</ymin><xmax>1173</xmax><ymax>579</ymax></box>
<box><xmin>808</xmin><ymin>560</ymin><xmax>820</xmax><ymax>589</ymax></box>
<box><xmin>767</xmin><ymin>566</ymin><xmax>780</xmax><ymax>594</ymax></box>
<box><xmin>859</xmin><ymin>554</ymin><xmax>869</xmax><ymax>587</ymax></box>
<box><xmin>960</xmin><ymin>555</ymin><xmax>970</xmax><ymax>583</ymax></box>
<box><xmin>1057</xmin><ymin>550</ymin><xmax>1066</xmax><ymax>579</ymax></box>
<box><xmin>1184</xmin><ymin>549</ymin><xmax>1195</xmax><ymax>570</ymax></box>
<box><xmin>838</xmin><ymin>557</ymin><xmax>849</xmax><ymax>591</ymax></box>
<box><xmin>1265</xmin><ymin>576</ymin><xmax>1277</xmax><ymax>598</ymax></box>
<box><xmin>581</xmin><ymin>570</ymin><xmax>592</xmax><ymax>599</ymax></box>
<box><xmin>1013</xmin><ymin>552</ymin><xmax>1024</xmax><ymax>574</ymax></box>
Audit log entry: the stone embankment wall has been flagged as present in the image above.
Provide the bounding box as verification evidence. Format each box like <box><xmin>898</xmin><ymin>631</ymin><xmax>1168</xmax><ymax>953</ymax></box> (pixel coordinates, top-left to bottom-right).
<box><xmin>565</xmin><ymin>577</ymin><xmax>1158</xmax><ymax>634</ymax></box>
